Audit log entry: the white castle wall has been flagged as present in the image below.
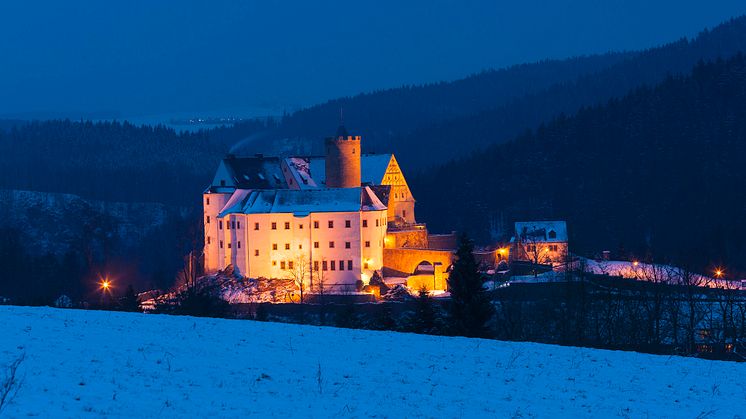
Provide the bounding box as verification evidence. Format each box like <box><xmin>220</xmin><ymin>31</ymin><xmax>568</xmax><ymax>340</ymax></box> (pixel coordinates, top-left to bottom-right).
<box><xmin>211</xmin><ymin>209</ymin><xmax>386</xmax><ymax>292</ymax></box>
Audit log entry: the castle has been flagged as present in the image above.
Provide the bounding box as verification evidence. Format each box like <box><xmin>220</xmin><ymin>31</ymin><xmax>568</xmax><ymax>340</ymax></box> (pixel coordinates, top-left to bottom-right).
<box><xmin>202</xmin><ymin>125</ymin><xmax>454</xmax><ymax>293</ymax></box>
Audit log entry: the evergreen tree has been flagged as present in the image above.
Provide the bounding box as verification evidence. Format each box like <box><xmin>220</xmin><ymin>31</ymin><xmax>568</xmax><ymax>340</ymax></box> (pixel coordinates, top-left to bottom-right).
<box><xmin>447</xmin><ymin>234</ymin><xmax>495</xmax><ymax>338</ymax></box>
<box><xmin>412</xmin><ymin>288</ymin><xmax>438</xmax><ymax>334</ymax></box>
<box><xmin>370</xmin><ymin>303</ymin><xmax>397</xmax><ymax>331</ymax></box>
<box><xmin>334</xmin><ymin>303</ymin><xmax>360</xmax><ymax>329</ymax></box>
<box><xmin>119</xmin><ymin>285</ymin><xmax>141</xmax><ymax>312</ymax></box>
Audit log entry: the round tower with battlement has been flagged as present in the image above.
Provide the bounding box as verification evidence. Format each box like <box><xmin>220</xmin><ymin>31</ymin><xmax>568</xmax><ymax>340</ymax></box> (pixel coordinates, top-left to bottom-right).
<box><xmin>325</xmin><ymin>125</ymin><xmax>361</xmax><ymax>188</ymax></box>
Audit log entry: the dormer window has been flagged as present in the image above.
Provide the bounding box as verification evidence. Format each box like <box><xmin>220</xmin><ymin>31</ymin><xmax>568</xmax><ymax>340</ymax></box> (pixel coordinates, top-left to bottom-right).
<box><xmin>548</xmin><ymin>230</ymin><xmax>557</xmax><ymax>239</ymax></box>
<box><xmin>220</xmin><ymin>180</ymin><xmax>226</xmax><ymax>186</ymax></box>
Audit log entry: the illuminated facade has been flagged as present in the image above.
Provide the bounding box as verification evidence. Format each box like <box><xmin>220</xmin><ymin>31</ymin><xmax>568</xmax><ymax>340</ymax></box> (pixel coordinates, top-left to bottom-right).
<box><xmin>511</xmin><ymin>221</ymin><xmax>569</xmax><ymax>265</ymax></box>
<box><xmin>203</xmin><ymin>125</ymin><xmax>418</xmax><ymax>291</ymax></box>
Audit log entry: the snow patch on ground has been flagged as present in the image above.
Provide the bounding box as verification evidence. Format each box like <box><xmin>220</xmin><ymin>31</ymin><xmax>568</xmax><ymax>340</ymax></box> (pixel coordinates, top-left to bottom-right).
<box><xmin>2</xmin><ymin>306</ymin><xmax>745</xmax><ymax>417</ymax></box>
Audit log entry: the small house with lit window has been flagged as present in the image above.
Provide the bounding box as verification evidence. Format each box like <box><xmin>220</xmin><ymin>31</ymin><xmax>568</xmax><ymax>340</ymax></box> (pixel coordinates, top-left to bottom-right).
<box><xmin>511</xmin><ymin>221</ymin><xmax>568</xmax><ymax>265</ymax></box>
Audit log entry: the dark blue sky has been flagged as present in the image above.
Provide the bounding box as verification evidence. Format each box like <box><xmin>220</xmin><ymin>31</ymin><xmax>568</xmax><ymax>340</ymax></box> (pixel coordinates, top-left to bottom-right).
<box><xmin>1</xmin><ymin>0</ymin><xmax>744</xmax><ymax>119</ymax></box>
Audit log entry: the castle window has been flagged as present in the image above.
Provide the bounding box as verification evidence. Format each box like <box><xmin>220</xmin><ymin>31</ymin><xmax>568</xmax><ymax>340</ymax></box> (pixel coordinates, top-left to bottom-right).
<box><xmin>272</xmin><ymin>261</ymin><xmax>277</xmax><ymax>266</ymax></box>
<box><xmin>232</xmin><ymin>221</ymin><xmax>236</xmax><ymax>229</ymax></box>
<box><xmin>255</xmin><ymin>249</ymin><xmax>260</xmax><ymax>257</ymax></box>
<box><xmin>237</xmin><ymin>241</ymin><xmax>241</xmax><ymax>249</ymax></box>
<box><xmin>298</xmin><ymin>244</ymin><xmax>303</xmax><ymax>250</ymax></box>
<box><xmin>220</xmin><ymin>241</ymin><xmax>223</xmax><ymax>248</ymax></box>
<box><xmin>345</xmin><ymin>220</ymin><xmax>351</xmax><ymax>228</ymax></box>
<box><xmin>226</xmin><ymin>221</ymin><xmax>231</xmax><ymax>230</ymax></box>
<box><xmin>254</xmin><ymin>222</ymin><xmax>259</xmax><ymax>230</ymax></box>
<box><xmin>403</xmin><ymin>210</ymin><xmax>407</xmax><ymax>218</ymax></box>
<box><xmin>280</xmin><ymin>261</ymin><xmax>286</xmax><ymax>269</ymax></box>
<box><xmin>314</xmin><ymin>242</ymin><xmax>319</xmax><ymax>249</ymax></box>
<box><xmin>288</xmin><ymin>261</ymin><xmax>294</xmax><ymax>269</ymax></box>
<box><xmin>207</xmin><ymin>236</ymin><xmax>211</xmax><ymax>244</ymax></box>
<box><xmin>365</xmin><ymin>241</ymin><xmax>370</xmax><ymax>248</ymax></box>
<box><xmin>206</xmin><ymin>197</ymin><xmax>210</xmax><ymax>205</ymax></box>
<box><xmin>376</xmin><ymin>219</ymin><xmax>379</xmax><ymax>227</ymax></box>
<box><xmin>330</xmin><ymin>261</ymin><xmax>336</xmax><ymax>271</ymax></box>
<box><xmin>347</xmin><ymin>260</ymin><xmax>353</xmax><ymax>270</ymax></box>
<box><xmin>227</xmin><ymin>243</ymin><xmax>231</xmax><ymax>249</ymax></box>
<box><xmin>272</xmin><ymin>243</ymin><xmax>278</xmax><ymax>250</ymax></box>
<box><xmin>345</xmin><ymin>242</ymin><xmax>351</xmax><ymax>249</ymax></box>
<box><xmin>219</xmin><ymin>221</ymin><xmax>223</xmax><ymax>230</ymax></box>
<box><xmin>329</xmin><ymin>241</ymin><xmax>335</xmax><ymax>248</ymax></box>
<box><xmin>362</xmin><ymin>220</ymin><xmax>368</xmax><ymax>228</ymax></box>
<box><xmin>206</xmin><ymin>216</ymin><xmax>210</xmax><ymax>224</ymax></box>
<box><xmin>284</xmin><ymin>222</ymin><xmax>290</xmax><ymax>230</ymax></box>
<box><xmin>328</xmin><ymin>220</ymin><xmax>334</xmax><ymax>228</ymax></box>
<box><xmin>237</xmin><ymin>221</ymin><xmax>241</xmax><ymax>229</ymax></box>
<box><xmin>339</xmin><ymin>260</ymin><xmax>345</xmax><ymax>271</ymax></box>
<box><xmin>322</xmin><ymin>261</ymin><xmax>328</xmax><ymax>271</ymax></box>
<box><xmin>285</xmin><ymin>243</ymin><xmax>290</xmax><ymax>250</ymax></box>
<box><xmin>299</xmin><ymin>224</ymin><xmax>303</xmax><ymax>229</ymax></box>
<box><xmin>314</xmin><ymin>221</ymin><xmax>319</xmax><ymax>229</ymax></box>
<box><xmin>314</xmin><ymin>261</ymin><xmax>319</xmax><ymax>271</ymax></box>
<box><xmin>271</xmin><ymin>222</ymin><xmax>277</xmax><ymax>230</ymax></box>
<box><xmin>364</xmin><ymin>262</ymin><xmax>369</xmax><ymax>269</ymax></box>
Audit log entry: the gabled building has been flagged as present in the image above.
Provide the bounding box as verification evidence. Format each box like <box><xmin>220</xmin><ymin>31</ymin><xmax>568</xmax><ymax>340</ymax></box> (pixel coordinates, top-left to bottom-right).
<box><xmin>511</xmin><ymin>221</ymin><xmax>569</xmax><ymax>265</ymax></box>
<box><xmin>203</xmin><ymin>125</ymin><xmax>423</xmax><ymax>292</ymax></box>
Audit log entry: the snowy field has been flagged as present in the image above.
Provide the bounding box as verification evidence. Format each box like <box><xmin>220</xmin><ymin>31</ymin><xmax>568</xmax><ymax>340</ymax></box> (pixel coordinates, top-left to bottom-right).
<box><xmin>1</xmin><ymin>306</ymin><xmax>745</xmax><ymax>418</ymax></box>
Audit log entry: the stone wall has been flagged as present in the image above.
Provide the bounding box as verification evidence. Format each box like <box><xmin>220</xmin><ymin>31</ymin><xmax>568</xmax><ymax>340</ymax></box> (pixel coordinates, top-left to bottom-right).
<box><xmin>427</xmin><ymin>232</ymin><xmax>458</xmax><ymax>250</ymax></box>
<box><xmin>385</xmin><ymin>228</ymin><xmax>429</xmax><ymax>249</ymax></box>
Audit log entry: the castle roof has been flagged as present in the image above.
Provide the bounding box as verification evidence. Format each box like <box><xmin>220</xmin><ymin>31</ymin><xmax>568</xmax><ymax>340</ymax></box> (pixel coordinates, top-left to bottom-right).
<box><xmin>216</xmin><ymin>156</ymin><xmax>289</xmax><ymax>190</ymax></box>
<box><xmin>514</xmin><ymin>221</ymin><xmax>568</xmax><ymax>243</ymax></box>
<box><xmin>218</xmin><ymin>186</ymin><xmax>386</xmax><ymax>217</ymax></box>
<box><xmin>209</xmin><ymin>153</ymin><xmax>393</xmax><ymax>191</ymax></box>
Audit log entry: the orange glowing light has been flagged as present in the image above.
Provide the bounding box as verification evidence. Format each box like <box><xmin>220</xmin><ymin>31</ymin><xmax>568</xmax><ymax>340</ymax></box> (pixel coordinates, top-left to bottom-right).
<box><xmin>498</xmin><ymin>248</ymin><xmax>508</xmax><ymax>255</ymax></box>
<box><xmin>632</xmin><ymin>261</ymin><xmax>639</xmax><ymax>267</ymax></box>
<box><xmin>100</xmin><ymin>279</ymin><xmax>111</xmax><ymax>290</ymax></box>
<box><xmin>714</xmin><ymin>269</ymin><xmax>724</xmax><ymax>278</ymax></box>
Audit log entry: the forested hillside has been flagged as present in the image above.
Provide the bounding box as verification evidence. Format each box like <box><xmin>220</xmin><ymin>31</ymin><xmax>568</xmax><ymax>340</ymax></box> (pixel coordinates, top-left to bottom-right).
<box><xmin>413</xmin><ymin>55</ymin><xmax>746</xmax><ymax>273</ymax></box>
<box><xmin>0</xmin><ymin>119</ymin><xmax>273</xmax><ymax>205</ymax></box>
<box><xmin>242</xmin><ymin>16</ymin><xmax>746</xmax><ymax>171</ymax></box>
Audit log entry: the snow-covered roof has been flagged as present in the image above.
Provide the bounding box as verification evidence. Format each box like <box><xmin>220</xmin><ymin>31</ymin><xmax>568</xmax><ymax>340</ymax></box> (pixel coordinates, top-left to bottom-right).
<box><xmin>218</xmin><ymin>187</ymin><xmax>386</xmax><ymax>217</ymax></box>
<box><xmin>515</xmin><ymin>221</ymin><xmax>568</xmax><ymax>243</ymax></box>
<box><xmin>212</xmin><ymin>156</ymin><xmax>289</xmax><ymax>190</ymax></box>
<box><xmin>214</xmin><ymin>154</ymin><xmax>393</xmax><ymax>191</ymax></box>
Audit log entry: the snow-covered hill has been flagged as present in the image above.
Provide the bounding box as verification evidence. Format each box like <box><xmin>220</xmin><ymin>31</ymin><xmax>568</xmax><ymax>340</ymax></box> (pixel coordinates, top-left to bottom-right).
<box><xmin>1</xmin><ymin>306</ymin><xmax>744</xmax><ymax>417</ymax></box>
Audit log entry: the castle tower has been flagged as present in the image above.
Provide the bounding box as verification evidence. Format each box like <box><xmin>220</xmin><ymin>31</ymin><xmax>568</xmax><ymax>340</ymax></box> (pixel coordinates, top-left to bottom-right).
<box><xmin>325</xmin><ymin>125</ymin><xmax>361</xmax><ymax>188</ymax></box>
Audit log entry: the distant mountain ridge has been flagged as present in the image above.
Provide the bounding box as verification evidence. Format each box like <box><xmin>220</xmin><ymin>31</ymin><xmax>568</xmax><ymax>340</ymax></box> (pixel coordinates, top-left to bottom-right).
<box><xmin>238</xmin><ymin>16</ymin><xmax>746</xmax><ymax>172</ymax></box>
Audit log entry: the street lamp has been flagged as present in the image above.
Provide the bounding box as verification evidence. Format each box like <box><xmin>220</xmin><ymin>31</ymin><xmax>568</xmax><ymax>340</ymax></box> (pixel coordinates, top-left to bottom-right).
<box><xmin>100</xmin><ymin>279</ymin><xmax>111</xmax><ymax>291</ymax></box>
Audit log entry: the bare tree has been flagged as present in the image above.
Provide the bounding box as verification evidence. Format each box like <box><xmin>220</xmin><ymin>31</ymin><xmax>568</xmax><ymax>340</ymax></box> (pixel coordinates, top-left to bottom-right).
<box><xmin>636</xmin><ymin>261</ymin><xmax>675</xmax><ymax>348</ymax></box>
<box><xmin>311</xmin><ymin>258</ymin><xmax>328</xmax><ymax>325</ymax></box>
<box><xmin>674</xmin><ymin>266</ymin><xmax>709</xmax><ymax>354</ymax></box>
<box><xmin>285</xmin><ymin>253</ymin><xmax>311</xmax><ymax>304</ymax></box>
<box><xmin>177</xmin><ymin>250</ymin><xmax>201</xmax><ymax>291</ymax></box>
<box><xmin>0</xmin><ymin>353</ymin><xmax>24</xmax><ymax>414</ymax></box>
<box><xmin>713</xmin><ymin>278</ymin><xmax>740</xmax><ymax>352</ymax></box>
